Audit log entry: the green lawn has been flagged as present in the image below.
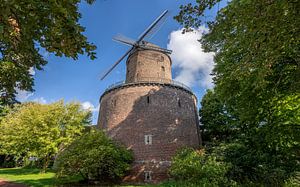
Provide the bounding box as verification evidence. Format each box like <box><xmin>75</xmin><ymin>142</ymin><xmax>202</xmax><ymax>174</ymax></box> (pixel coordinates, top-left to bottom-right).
<box><xmin>0</xmin><ymin>168</ymin><xmax>144</xmax><ymax>187</ymax></box>
<box><xmin>0</xmin><ymin>168</ymin><xmax>57</xmax><ymax>186</ymax></box>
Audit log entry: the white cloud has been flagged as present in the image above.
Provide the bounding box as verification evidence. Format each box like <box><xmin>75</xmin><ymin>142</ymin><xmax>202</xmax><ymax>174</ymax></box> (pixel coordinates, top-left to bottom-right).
<box><xmin>167</xmin><ymin>26</ymin><xmax>215</xmax><ymax>88</ymax></box>
<box><xmin>15</xmin><ymin>88</ymin><xmax>33</xmax><ymax>102</ymax></box>
<box><xmin>33</xmin><ymin>97</ymin><xmax>47</xmax><ymax>104</ymax></box>
<box><xmin>81</xmin><ymin>101</ymin><xmax>99</xmax><ymax>112</ymax></box>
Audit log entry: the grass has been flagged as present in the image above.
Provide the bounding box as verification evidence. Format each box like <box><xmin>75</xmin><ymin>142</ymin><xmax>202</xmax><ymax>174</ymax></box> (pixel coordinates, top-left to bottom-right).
<box><xmin>0</xmin><ymin>168</ymin><xmax>192</xmax><ymax>187</ymax></box>
<box><xmin>0</xmin><ymin>168</ymin><xmax>56</xmax><ymax>186</ymax></box>
<box><xmin>0</xmin><ymin>167</ymin><xmax>145</xmax><ymax>187</ymax></box>
<box><xmin>0</xmin><ymin>167</ymin><xmax>84</xmax><ymax>187</ymax></box>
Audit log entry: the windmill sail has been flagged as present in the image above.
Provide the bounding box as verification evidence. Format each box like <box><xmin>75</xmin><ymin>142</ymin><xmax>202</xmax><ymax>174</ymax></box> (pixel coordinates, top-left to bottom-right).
<box><xmin>100</xmin><ymin>48</ymin><xmax>134</xmax><ymax>80</ymax></box>
<box><xmin>100</xmin><ymin>10</ymin><xmax>170</xmax><ymax>80</ymax></box>
<box><xmin>137</xmin><ymin>10</ymin><xmax>169</xmax><ymax>44</ymax></box>
<box><xmin>113</xmin><ymin>34</ymin><xmax>136</xmax><ymax>46</ymax></box>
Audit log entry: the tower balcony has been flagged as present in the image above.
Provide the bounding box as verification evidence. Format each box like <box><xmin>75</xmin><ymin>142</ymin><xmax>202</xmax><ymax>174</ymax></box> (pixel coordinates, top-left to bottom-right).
<box><xmin>104</xmin><ymin>77</ymin><xmax>193</xmax><ymax>95</ymax></box>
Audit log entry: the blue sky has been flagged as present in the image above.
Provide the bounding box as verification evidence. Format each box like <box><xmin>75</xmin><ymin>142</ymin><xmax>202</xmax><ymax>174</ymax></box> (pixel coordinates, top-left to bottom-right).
<box><xmin>17</xmin><ymin>0</ymin><xmax>222</xmax><ymax>124</ymax></box>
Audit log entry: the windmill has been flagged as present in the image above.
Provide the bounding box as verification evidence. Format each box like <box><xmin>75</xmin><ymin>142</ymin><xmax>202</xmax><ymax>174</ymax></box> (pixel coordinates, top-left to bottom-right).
<box><xmin>97</xmin><ymin>9</ymin><xmax>201</xmax><ymax>183</ymax></box>
<box><xmin>100</xmin><ymin>10</ymin><xmax>172</xmax><ymax>80</ymax></box>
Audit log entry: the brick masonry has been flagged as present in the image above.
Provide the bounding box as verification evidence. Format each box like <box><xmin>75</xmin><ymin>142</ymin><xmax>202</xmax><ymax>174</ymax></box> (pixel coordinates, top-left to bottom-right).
<box><xmin>126</xmin><ymin>46</ymin><xmax>172</xmax><ymax>83</ymax></box>
<box><xmin>97</xmin><ymin>47</ymin><xmax>201</xmax><ymax>184</ymax></box>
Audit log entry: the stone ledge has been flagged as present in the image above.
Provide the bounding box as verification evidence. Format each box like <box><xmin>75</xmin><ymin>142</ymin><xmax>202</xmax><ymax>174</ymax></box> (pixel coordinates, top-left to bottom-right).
<box><xmin>100</xmin><ymin>82</ymin><xmax>196</xmax><ymax>102</ymax></box>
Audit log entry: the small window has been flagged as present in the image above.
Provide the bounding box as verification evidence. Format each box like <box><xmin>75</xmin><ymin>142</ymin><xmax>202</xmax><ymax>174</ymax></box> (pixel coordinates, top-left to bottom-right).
<box><xmin>161</xmin><ymin>66</ymin><xmax>165</xmax><ymax>72</ymax></box>
<box><xmin>111</xmin><ymin>99</ymin><xmax>116</xmax><ymax>107</ymax></box>
<box><xmin>157</xmin><ymin>55</ymin><xmax>164</xmax><ymax>62</ymax></box>
<box><xmin>144</xmin><ymin>135</ymin><xmax>152</xmax><ymax>145</ymax></box>
<box><xmin>144</xmin><ymin>171</ymin><xmax>152</xmax><ymax>181</ymax></box>
<box><xmin>147</xmin><ymin>96</ymin><xmax>150</xmax><ymax>104</ymax></box>
<box><xmin>178</xmin><ymin>99</ymin><xmax>181</xmax><ymax>108</ymax></box>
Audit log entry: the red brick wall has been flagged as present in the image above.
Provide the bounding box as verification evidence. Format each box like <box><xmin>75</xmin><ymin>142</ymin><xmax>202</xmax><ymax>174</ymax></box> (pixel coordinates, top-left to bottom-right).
<box><xmin>97</xmin><ymin>84</ymin><xmax>200</xmax><ymax>183</ymax></box>
<box><xmin>125</xmin><ymin>49</ymin><xmax>172</xmax><ymax>83</ymax></box>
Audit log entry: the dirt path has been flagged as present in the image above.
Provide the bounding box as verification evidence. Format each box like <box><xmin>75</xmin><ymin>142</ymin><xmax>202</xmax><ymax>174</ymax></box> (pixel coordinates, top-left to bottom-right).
<box><xmin>0</xmin><ymin>179</ymin><xmax>26</xmax><ymax>187</ymax></box>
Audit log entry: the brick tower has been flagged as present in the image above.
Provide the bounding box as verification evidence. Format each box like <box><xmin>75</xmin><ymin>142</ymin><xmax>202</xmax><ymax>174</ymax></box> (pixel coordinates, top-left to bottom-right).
<box><xmin>97</xmin><ymin>43</ymin><xmax>201</xmax><ymax>183</ymax></box>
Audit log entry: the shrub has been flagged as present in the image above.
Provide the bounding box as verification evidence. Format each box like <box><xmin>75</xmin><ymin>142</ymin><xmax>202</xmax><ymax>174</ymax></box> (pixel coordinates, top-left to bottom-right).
<box><xmin>53</xmin><ymin>130</ymin><xmax>133</xmax><ymax>183</ymax></box>
<box><xmin>169</xmin><ymin>148</ymin><xmax>236</xmax><ymax>186</ymax></box>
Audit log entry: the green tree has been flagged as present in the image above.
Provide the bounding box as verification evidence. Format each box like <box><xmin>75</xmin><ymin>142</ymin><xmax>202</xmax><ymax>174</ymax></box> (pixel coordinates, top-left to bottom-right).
<box><xmin>176</xmin><ymin>0</ymin><xmax>300</xmax><ymax>152</ymax></box>
<box><xmin>176</xmin><ymin>0</ymin><xmax>300</xmax><ymax>184</ymax></box>
<box><xmin>0</xmin><ymin>0</ymin><xmax>97</xmax><ymax>105</ymax></box>
<box><xmin>0</xmin><ymin>101</ymin><xmax>91</xmax><ymax>171</ymax></box>
<box><xmin>170</xmin><ymin>148</ymin><xmax>236</xmax><ymax>186</ymax></box>
<box><xmin>176</xmin><ymin>0</ymin><xmax>299</xmax><ymax>123</ymax></box>
<box><xmin>54</xmin><ymin>130</ymin><xmax>133</xmax><ymax>183</ymax></box>
<box><xmin>199</xmin><ymin>89</ymin><xmax>238</xmax><ymax>142</ymax></box>
<box><xmin>177</xmin><ymin>0</ymin><xmax>299</xmax><ymax>126</ymax></box>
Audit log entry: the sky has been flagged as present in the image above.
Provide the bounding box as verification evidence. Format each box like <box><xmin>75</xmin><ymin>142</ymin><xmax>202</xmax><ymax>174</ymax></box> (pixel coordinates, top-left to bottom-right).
<box><xmin>16</xmin><ymin>0</ymin><xmax>222</xmax><ymax>124</ymax></box>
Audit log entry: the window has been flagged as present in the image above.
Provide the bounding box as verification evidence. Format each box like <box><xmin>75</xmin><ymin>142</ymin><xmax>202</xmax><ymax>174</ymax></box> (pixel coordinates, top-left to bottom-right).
<box><xmin>157</xmin><ymin>55</ymin><xmax>164</xmax><ymax>62</ymax></box>
<box><xmin>161</xmin><ymin>66</ymin><xmax>165</xmax><ymax>72</ymax></box>
<box><xmin>178</xmin><ymin>99</ymin><xmax>181</xmax><ymax>108</ymax></box>
<box><xmin>144</xmin><ymin>135</ymin><xmax>152</xmax><ymax>145</ymax></box>
<box><xmin>111</xmin><ymin>99</ymin><xmax>116</xmax><ymax>107</ymax></box>
<box><xmin>147</xmin><ymin>96</ymin><xmax>150</xmax><ymax>104</ymax></box>
<box><xmin>144</xmin><ymin>171</ymin><xmax>152</xmax><ymax>181</ymax></box>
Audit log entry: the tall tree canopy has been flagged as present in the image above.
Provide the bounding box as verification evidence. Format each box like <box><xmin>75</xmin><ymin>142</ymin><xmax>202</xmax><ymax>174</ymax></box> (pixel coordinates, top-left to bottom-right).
<box><xmin>176</xmin><ymin>0</ymin><xmax>300</xmax><ymax>184</ymax></box>
<box><xmin>0</xmin><ymin>101</ymin><xmax>92</xmax><ymax>171</ymax></box>
<box><xmin>0</xmin><ymin>0</ymin><xmax>97</xmax><ymax>105</ymax></box>
<box><xmin>177</xmin><ymin>0</ymin><xmax>299</xmax><ymax>147</ymax></box>
<box><xmin>199</xmin><ymin>90</ymin><xmax>238</xmax><ymax>142</ymax></box>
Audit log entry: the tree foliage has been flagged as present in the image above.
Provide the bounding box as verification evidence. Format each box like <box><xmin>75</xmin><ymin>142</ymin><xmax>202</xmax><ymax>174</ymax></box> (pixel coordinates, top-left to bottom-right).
<box><xmin>170</xmin><ymin>148</ymin><xmax>236</xmax><ymax>186</ymax></box>
<box><xmin>0</xmin><ymin>101</ymin><xmax>91</xmax><ymax>171</ymax></box>
<box><xmin>54</xmin><ymin>130</ymin><xmax>133</xmax><ymax>183</ymax></box>
<box><xmin>199</xmin><ymin>90</ymin><xmax>238</xmax><ymax>142</ymax></box>
<box><xmin>176</xmin><ymin>0</ymin><xmax>300</xmax><ymax>185</ymax></box>
<box><xmin>0</xmin><ymin>0</ymin><xmax>97</xmax><ymax>105</ymax></box>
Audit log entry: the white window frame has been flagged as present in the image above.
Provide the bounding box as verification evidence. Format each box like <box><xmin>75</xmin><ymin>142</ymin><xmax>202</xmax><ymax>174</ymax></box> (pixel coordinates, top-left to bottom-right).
<box><xmin>144</xmin><ymin>171</ymin><xmax>152</xmax><ymax>181</ymax></box>
<box><xmin>144</xmin><ymin>134</ymin><xmax>153</xmax><ymax>145</ymax></box>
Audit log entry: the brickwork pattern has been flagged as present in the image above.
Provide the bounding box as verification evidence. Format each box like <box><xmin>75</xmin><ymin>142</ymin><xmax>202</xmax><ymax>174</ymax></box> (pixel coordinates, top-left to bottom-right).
<box><xmin>126</xmin><ymin>49</ymin><xmax>172</xmax><ymax>83</ymax></box>
<box><xmin>98</xmin><ymin>85</ymin><xmax>200</xmax><ymax>183</ymax></box>
<box><xmin>98</xmin><ymin>48</ymin><xmax>201</xmax><ymax>183</ymax></box>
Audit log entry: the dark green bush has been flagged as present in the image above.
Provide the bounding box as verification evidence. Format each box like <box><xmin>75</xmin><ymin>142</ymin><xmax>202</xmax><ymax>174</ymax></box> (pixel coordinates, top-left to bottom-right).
<box><xmin>217</xmin><ymin>142</ymin><xmax>300</xmax><ymax>186</ymax></box>
<box><xmin>0</xmin><ymin>155</ymin><xmax>16</xmax><ymax>168</ymax></box>
<box><xmin>53</xmin><ymin>130</ymin><xmax>133</xmax><ymax>183</ymax></box>
<box><xmin>169</xmin><ymin>148</ymin><xmax>236</xmax><ymax>186</ymax></box>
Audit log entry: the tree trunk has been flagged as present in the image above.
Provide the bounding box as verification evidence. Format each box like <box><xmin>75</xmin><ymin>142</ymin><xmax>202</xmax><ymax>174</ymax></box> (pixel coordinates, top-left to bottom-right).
<box><xmin>41</xmin><ymin>156</ymin><xmax>49</xmax><ymax>173</ymax></box>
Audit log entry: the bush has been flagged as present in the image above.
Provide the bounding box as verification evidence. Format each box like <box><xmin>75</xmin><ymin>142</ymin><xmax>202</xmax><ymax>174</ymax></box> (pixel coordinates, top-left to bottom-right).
<box><xmin>169</xmin><ymin>148</ymin><xmax>236</xmax><ymax>186</ymax></box>
<box><xmin>53</xmin><ymin>130</ymin><xmax>133</xmax><ymax>183</ymax></box>
<box><xmin>0</xmin><ymin>155</ymin><xmax>16</xmax><ymax>168</ymax></box>
<box><xmin>218</xmin><ymin>142</ymin><xmax>300</xmax><ymax>186</ymax></box>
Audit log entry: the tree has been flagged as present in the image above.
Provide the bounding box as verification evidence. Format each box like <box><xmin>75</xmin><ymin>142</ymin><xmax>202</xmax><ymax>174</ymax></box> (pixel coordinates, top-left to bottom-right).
<box><xmin>0</xmin><ymin>101</ymin><xmax>92</xmax><ymax>171</ymax></box>
<box><xmin>54</xmin><ymin>130</ymin><xmax>133</xmax><ymax>183</ymax></box>
<box><xmin>0</xmin><ymin>0</ymin><xmax>97</xmax><ymax>105</ymax></box>
<box><xmin>176</xmin><ymin>0</ymin><xmax>300</xmax><ymax>152</ymax></box>
<box><xmin>170</xmin><ymin>148</ymin><xmax>236</xmax><ymax>186</ymax></box>
<box><xmin>199</xmin><ymin>89</ymin><xmax>238</xmax><ymax>142</ymax></box>
<box><xmin>176</xmin><ymin>0</ymin><xmax>300</xmax><ymax>184</ymax></box>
